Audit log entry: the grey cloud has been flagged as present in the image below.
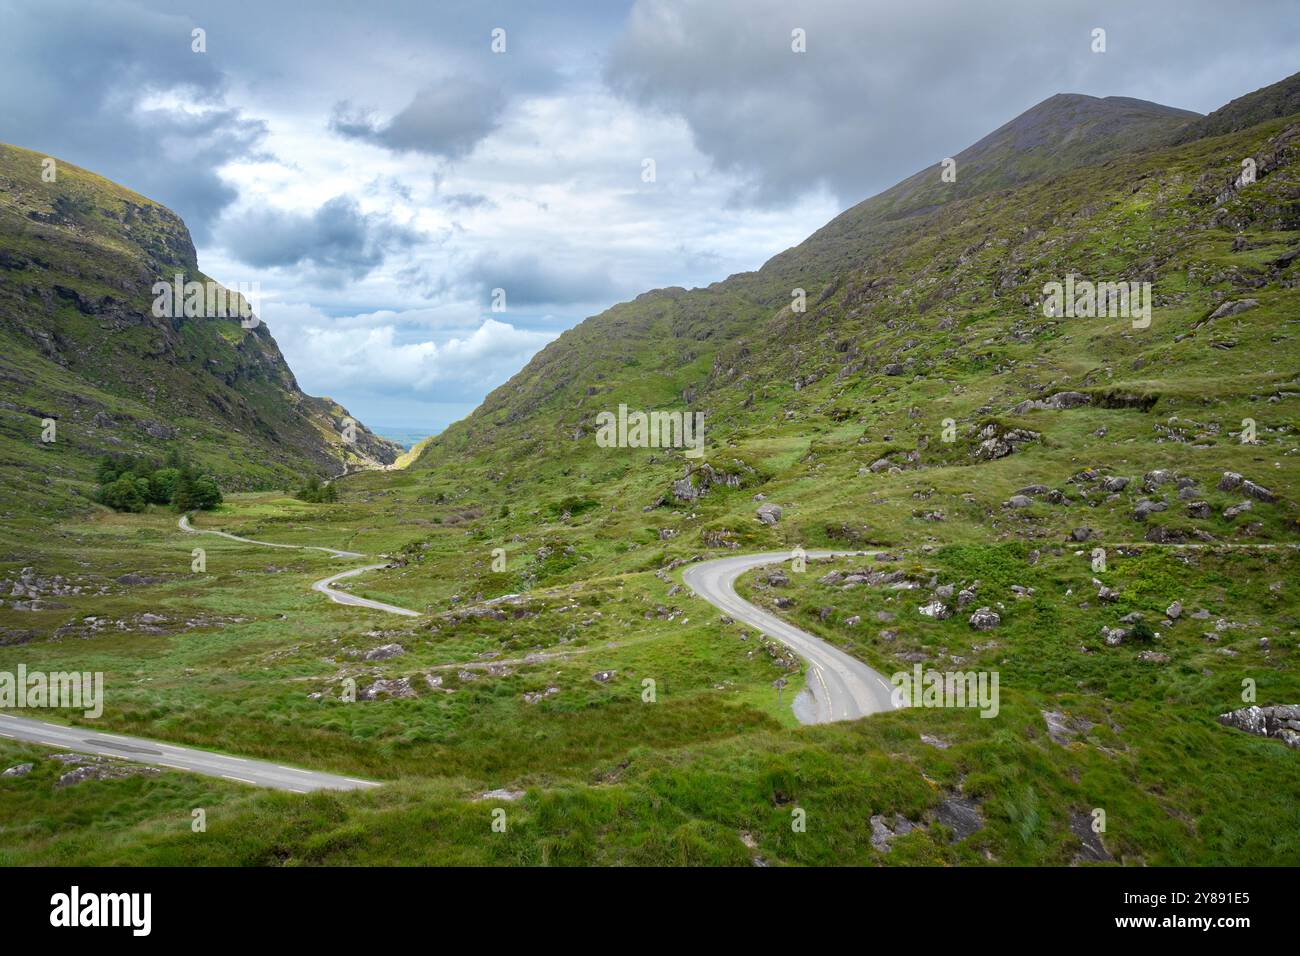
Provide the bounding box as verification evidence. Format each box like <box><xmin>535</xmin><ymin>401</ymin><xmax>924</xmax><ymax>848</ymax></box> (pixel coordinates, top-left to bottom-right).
<box><xmin>606</xmin><ymin>0</ymin><xmax>1300</xmax><ymax>207</ymax></box>
<box><xmin>466</xmin><ymin>252</ymin><xmax>618</xmax><ymax>308</ymax></box>
<box><xmin>222</xmin><ymin>197</ymin><xmax>420</xmax><ymax>284</ymax></box>
<box><xmin>0</xmin><ymin>0</ymin><xmax>266</xmax><ymax>241</ymax></box>
<box><xmin>331</xmin><ymin>79</ymin><xmax>507</xmax><ymax>158</ymax></box>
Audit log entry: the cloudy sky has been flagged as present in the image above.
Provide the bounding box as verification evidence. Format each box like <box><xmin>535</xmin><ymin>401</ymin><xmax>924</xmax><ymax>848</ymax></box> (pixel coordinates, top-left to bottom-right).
<box><xmin>3</xmin><ymin>0</ymin><xmax>1296</xmax><ymax>438</ymax></box>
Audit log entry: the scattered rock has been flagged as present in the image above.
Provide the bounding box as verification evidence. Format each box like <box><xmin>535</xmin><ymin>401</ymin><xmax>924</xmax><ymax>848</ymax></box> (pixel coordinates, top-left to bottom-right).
<box><xmin>1223</xmin><ymin>500</ymin><xmax>1253</xmax><ymax>519</ymax></box>
<box><xmin>1042</xmin><ymin>710</ymin><xmax>1094</xmax><ymax>746</ymax></box>
<box><xmin>1206</xmin><ymin>299</ymin><xmax>1258</xmax><ymax>320</ymax></box>
<box><xmin>363</xmin><ymin>643</ymin><xmax>405</xmax><ymax>662</ymax></box>
<box><xmin>2</xmin><ymin>763</ymin><xmax>33</xmax><ymax>778</ymax></box>
<box><xmin>1241</xmin><ymin>479</ymin><xmax>1277</xmax><ymax>503</ymax></box>
<box><xmin>358</xmin><ymin>677</ymin><xmax>415</xmax><ymax>700</ymax></box>
<box><xmin>475</xmin><ymin>788</ymin><xmax>525</xmax><ymax>802</ymax></box>
<box><xmin>933</xmin><ymin>795</ymin><xmax>984</xmax><ymax>842</ymax></box>
<box><xmin>918</xmin><ymin>600</ymin><xmax>952</xmax><ymax>620</ymax></box>
<box><xmin>1069</xmin><ymin>811</ymin><xmax>1113</xmax><ymax>862</ymax></box>
<box><xmin>870</xmin><ymin>813</ymin><xmax>916</xmax><ymax>852</ymax></box>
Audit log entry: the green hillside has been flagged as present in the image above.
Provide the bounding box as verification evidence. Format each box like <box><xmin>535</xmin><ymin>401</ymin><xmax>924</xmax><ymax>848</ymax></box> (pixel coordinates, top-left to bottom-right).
<box><xmin>0</xmin><ymin>142</ymin><xmax>401</xmax><ymax>528</ymax></box>
<box><xmin>0</xmin><ymin>77</ymin><xmax>1297</xmax><ymax>867</ymax></box>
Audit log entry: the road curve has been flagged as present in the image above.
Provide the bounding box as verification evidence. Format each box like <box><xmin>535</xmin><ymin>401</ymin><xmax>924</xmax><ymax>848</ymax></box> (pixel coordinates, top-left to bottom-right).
<box><xmin>0</xmin><ymin>712</ymin><xmax>379</xmax><ymax>792</ymax></box>
<box><xmin>180</xmin><ymin>514</ymin><xmax>419</xmax><ymax>616</ymax></box>
<box><xmin>682</xmin><ymin>551</ymin><xmax>900</xmax><ymax>725</ymax></box>
<box><xmin>311</xmin><ymin>564</ymin><xmax>422</xmax><ymax>617</ymax></box>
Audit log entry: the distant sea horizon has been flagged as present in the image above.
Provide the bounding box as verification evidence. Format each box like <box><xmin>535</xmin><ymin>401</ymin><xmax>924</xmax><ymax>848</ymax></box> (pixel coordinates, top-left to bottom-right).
<box><xmin>372</xmin><ymin>427</ymin><xmax>436</xmax><ymax>450</ymax></box>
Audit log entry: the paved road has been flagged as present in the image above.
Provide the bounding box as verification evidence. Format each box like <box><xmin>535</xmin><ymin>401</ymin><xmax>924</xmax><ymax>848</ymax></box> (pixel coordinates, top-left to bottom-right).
<box><xmin>180</xmin><ymin>514</ymin><xmax>419</xmax><ymax>616</ymax></box>
<box><xmin>179</xmin><ymin>514</ymin><xmax>363</xmax><ymax>558</ymax></box>
<box><xmin>311</xmin><ymin>564</ymin><xmax>422</xmax><ymax>616</ymax></box>
<box><xmin>0</xmin><ymin>712</ymin><xmax>379</xmax><ymax>792</ymax></box>
<box><xmin>682</xmin><ymin>551</ymin><xmax>900</xmax><ymax>725</ymax></box>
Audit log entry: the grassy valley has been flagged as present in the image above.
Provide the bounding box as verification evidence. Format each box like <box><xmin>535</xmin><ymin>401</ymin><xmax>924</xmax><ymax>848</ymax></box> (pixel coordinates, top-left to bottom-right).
<box><xmin>1</xmin><ymin>74</ymin><xmax>1298</xmax><ymax>867</ymax></box>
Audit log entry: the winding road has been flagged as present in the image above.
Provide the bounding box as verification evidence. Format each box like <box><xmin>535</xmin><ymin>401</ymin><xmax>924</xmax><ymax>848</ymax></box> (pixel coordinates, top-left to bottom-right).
<box><xmin>0</xmin><ymin>518</ymin><xmax>414</xmax><ymax>792</ymax></box>
<box><xmin>3</xmin><ymin>530</ymin><xmax>895</xmax><ymax>792</ymax></box>
<box><xmin>682</xmin><ymin>551</ymin><xmax>900</xmax><ymax>724</ymax></box>
<box><xmin>0</xmin><ymin>712</ymin><xmax>379</xmax><ymax>792</ymax></box>
<box><xmin>180</xmin><ymin>514</ymin><xmax>419</xmax><ymax>616</ymax></box>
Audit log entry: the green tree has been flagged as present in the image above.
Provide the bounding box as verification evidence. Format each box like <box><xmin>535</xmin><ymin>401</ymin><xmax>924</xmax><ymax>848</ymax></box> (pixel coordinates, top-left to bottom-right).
<box><xmin>189</xmin><ymin>475</ymin><xmax>222</xmax><ymax>510</ymax></box>
<box><xmin>95</xmin><ymin>455</ymin><xmax>121</xmax><ymax>484</ymax></box>
<box><xmin>149</xmin><ymin>467</ymin><xmax>181</xmax><ymax>504</ymax></box>
<box><xmin>98</xmin><ymin>475</ymin><xmax>147</xmax><ymax>512</ymax></box>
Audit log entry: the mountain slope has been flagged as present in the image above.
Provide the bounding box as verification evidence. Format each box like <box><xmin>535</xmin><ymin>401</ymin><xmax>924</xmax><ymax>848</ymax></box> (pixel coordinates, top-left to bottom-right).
<box><xmin>402</xmin><ymin>77</ymin><xmax>1299</xmax><ymax>570</ymax></box>
<box><xmin>0</xmin><ymin>143</ymin><xmax>400</xmax><ymax>516</ymax></box>
<box><xmin>1172</xmin><ymin>70</ymin><xmax>1300</xmax><ymax>144</ymax></box>
<box><xmin>414</xmin><ymin>91</ymin><xmax>1212</xmax><ymax>469</ymax></box>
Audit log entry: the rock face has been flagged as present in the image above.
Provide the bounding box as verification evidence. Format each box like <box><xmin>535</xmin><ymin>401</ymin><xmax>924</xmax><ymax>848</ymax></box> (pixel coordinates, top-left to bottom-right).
<box><xmin>0</xmin><ymin>142</ymin><xmax>403</xmax><ymax>487</ymax></box>
<box><xmin>1217</xmin><ymin>704</ymin><xmax>1300</xmax><ymax>748</ymax></box>
<box><xmin>1012</xmin><ymin>391</ymin><xmax>1091</xmax><ymax>414</ymax></box>
<box><xmin>973</xmin><ymin>424</ymin><xmax>1039</xmax><ymax>461</ymax></box>
<box><xmin>671</xmin><ymin>461</ymin><xmax>748</xmax><ymax>503</ymax></box>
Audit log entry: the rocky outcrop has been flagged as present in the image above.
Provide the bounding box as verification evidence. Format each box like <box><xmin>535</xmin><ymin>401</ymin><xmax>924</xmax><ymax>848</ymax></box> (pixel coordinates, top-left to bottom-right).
<box><xmin>1217</xmin><ymin>704</ymin><xmax>1300</xmax><ymax>748</ymax></box>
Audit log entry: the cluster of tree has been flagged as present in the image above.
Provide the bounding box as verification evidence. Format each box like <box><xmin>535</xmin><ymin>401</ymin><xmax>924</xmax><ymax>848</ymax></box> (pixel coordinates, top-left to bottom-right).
<box><xmin>95</xmin><ymin>450</ymin><xmax>222</xmax><ymax>513</ymax></box>
<box><xmin>294</xmin><ymin>475</ymin><xmax>339</xmax><ymax>503</ymax></box>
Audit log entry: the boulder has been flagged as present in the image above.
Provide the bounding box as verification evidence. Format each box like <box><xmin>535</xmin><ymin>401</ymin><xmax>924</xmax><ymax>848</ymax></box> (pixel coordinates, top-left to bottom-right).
<box><xmin>1133</xmin><ymin>499</ymin><xmax>1167</xmax><ymax>519</ymax></box>
<box><xmin>363</xmin><ymin>643</ymin><xmax>405</xmax><ymax>662</ymax></box>
<box><xmin>1241</xmin><ymin>479</ymin><xmax>1276</xmax><ymax>503</ymax></box>
<box><xmin>1217</xmin><ymin>704</ymin><xmax>1300</xmax><ymax>748</ymax></box>
<box><xmin>968</xmin><ymin>607</ymin><xmax>1000</xmax><ymax>630</ymax></box>
<box><xmin>358</xmin><ymin>677</ymin><xmax>415</xmax><ymax>700</ymax></box>
<box><xmin>755</xmin><ymin>503</ymin><xmax>783</xmax><ymax>525</ymax></box>
<box><xmin>1223</xmin><ymin>500</ymin><xmax>1253</xmax><ymax>519</ymax></box>
<box><xmin>918</xmin><ymin>600</ymin><xmax>952</xmax><ymax>620</ymax></box>
<box><xmin>1206</xmin><ymin>299</ymin><xmax>1258</xmax><ymax>320</ymax></box>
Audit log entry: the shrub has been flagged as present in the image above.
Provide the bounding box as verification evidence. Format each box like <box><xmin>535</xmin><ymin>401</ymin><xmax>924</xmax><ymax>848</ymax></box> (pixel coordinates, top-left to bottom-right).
<box><xmin>295</xmin><ymin>475</ymin><xmax>338</xmax><ymax>503</ymax></box>
<box><xmin>98</xmin><ymin>476</ymin><xmax>147</xmax><ymax>513</ymax></box>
